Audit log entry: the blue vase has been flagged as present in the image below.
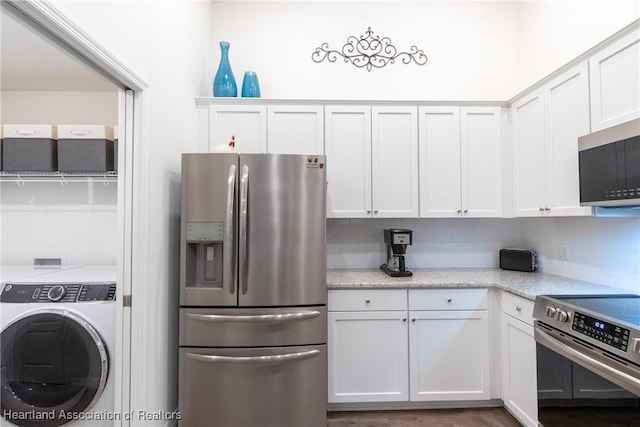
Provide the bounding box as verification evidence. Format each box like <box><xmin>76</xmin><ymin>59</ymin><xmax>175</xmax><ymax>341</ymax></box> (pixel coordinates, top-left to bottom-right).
<box><xmin>241</xmin><ymin>71</ymin><xmax>261</xmax><ymax>98</ymax></box>
<box><xmin>213</xmin><ymin>41</ymin><xmax>237</xmax><ymax>97</ymax></box>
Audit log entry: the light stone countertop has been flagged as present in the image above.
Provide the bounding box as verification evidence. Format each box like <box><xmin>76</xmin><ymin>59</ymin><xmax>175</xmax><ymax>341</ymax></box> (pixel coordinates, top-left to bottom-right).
<box><xmin>327</xmin><ymin>268</ymin><xmax>633</xmax><ymax>301</ymax></box>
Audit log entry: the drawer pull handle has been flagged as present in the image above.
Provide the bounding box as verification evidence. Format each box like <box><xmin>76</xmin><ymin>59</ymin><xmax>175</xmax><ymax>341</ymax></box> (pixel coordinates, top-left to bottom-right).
<box><xmin>186</xmin><ymin>349</ymin><xmax>320</xmax><ymax>364</ymax></box>
<box><xmin>185</xmin><ymin>311</ymin><xmax>321</xmax><ymax>323</ymax></box>
<box><xmin>516</xmin><ymin>306</ymin><xmax>522</xmax><ymax>312</ymax></box>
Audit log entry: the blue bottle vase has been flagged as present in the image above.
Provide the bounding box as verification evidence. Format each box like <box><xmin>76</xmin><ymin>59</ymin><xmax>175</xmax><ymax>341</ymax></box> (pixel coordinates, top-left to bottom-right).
<box><xmin>213</xmin><ymin>41</ymin><xmax>237</xmax><ymax>97</ymax></box>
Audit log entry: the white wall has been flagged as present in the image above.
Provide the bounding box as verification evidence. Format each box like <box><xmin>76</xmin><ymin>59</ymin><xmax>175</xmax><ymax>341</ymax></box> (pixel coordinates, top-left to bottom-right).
<box><xmin>1</xmin><ymin>91</ymin><xmax>118</xmax><ymax>124</ymax></box>
<box><xmin>515</xmin><ymin>0</ymin><xmax>640</xmax><ymax>94</ymax></box>
<box><xmin>209</xmin><ymin>1</ymin><xmax>640</xmax><ymax>102</ymax></box>
<box><xmin>210</xmin><ymin>1</ymin><xmax>520</xmax><ymax>101</ymax></box>
<box><xmin>328</xmin><ymin>218</ymin><xmax>523</xmax><ymax>269</ymax></box>
<box><xmin>45</xmin><ymin>0</ymin><xmax>212</xmax><ymax>425</ymax></box>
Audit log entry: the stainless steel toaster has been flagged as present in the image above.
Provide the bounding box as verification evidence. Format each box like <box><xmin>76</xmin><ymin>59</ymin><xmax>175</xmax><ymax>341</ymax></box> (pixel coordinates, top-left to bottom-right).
<box><xmin>499</xmin><ymin>249</ymin><xmax>537</xmax><ymax>272</ymax></box>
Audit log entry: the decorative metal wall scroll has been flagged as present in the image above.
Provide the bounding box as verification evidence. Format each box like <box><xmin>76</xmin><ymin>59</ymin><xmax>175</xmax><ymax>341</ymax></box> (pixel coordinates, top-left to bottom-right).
<box><xmin>312</xmin><ymin>27</ymin><xmax>427</xmax><ymax>72</ymax></box>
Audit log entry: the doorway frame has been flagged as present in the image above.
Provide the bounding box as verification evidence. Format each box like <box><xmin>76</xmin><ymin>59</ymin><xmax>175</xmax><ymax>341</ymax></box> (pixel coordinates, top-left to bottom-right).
<box><xmin>5</xmin><ymin>1</ymin><xmax>147</xmax><ymax>425</ymax></box>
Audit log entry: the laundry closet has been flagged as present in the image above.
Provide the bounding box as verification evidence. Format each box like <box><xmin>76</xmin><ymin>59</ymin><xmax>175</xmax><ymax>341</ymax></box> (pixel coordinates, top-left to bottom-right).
<box><xmin>1</xmin><ymin>6</ymin><xmax>124</xmax><ymax>427</ymax></box>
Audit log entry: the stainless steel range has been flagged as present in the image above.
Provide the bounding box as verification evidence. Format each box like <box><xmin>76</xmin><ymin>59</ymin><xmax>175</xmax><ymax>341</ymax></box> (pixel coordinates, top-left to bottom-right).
<box><xmin>533</xmin><ymin>294</ymin><xmax>640</xmax><ymax>426</ymax></box>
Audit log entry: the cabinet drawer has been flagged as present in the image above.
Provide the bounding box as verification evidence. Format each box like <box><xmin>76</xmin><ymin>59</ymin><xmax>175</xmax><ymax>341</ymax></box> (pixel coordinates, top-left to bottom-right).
<box><xmin>502</xmin><ymin>291</ymin><xmax>534</xmax><ymax>326</ymax></box>
<box><xmin>328</xmin><ymin>289</ymin><xmax>407</xmax><ymax>311</ymax></box>
<box><xmin>409</xmin><ymin>288</ymin><xmax>488</xmax><ymax>311</ymax></box>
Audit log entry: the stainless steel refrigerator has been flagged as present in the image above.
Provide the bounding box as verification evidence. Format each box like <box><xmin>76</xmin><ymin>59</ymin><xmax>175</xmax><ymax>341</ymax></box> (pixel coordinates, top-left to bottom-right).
<box><xmin>178</xmin><ymin>153</ymin><xmax>327</xmax><ymax>427</ymax></box>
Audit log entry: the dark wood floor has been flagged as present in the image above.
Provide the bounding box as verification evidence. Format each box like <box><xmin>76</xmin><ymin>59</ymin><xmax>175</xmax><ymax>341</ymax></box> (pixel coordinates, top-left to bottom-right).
<box><xmin>327</xmin><ymin>408</ymin><xmax>522</xmax><ymax>427</ymax></box>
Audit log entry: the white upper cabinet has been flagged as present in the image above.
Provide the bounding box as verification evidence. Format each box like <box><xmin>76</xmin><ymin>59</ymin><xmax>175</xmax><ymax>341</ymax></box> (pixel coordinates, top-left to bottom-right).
<box><xmin>460</xmin><ymin>107</ymin><xmax>502</xmax><ymax>217</ymax></box>
<box><xmin>267</xmin><ymin>105</ymin><xmax>324</xmax><ymax>154</ymax></box>
<box><xmin>325</xmin><ymin>105</ymin><xmax>418</xmax><ymax>218</ymax></box>
<box><xmin>512</xmin><ymin>90</ymin><xmax>546</xmax><ymax>216</ymax></box>
<box><xmin>208</xmin><ymin>104</ymin><xmax>267</xmax><ymax>153</ymax></box>
<box><xmin>419</xmin><ymin>106</ymin><xmax>502</xmax><ymax>218</ymax></box>
<box><xmin>512</xmin><ymin>62</ymin><xmax>591</xmax><ymax>217</ymax></box>
<box><xmin>372</xmin><ymin>106</ymin><xmax>419</xmax><ymax>218</ymax></box>
<box><xmin>418</xmin><ymin>106</ymin><xmax>461</xmax><ymax>218</ymax></box>
<box><xmin>325</xmin><ymin>105</ymin><xmax>372</xmax><ymax>218</ymax></box>
<box><xmin>543</xmin><ymin>62</ymin><xmax>592</xmax><ymax>216</ymax></box>
<box><xmin>589</xmin><ymin>29</ymin><xmax>640</xmax><ymax>131</ymax></box>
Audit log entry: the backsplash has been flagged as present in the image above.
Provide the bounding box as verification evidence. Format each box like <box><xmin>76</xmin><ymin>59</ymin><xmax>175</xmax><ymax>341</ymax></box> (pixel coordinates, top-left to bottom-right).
<box><xmin>327</xmin><ymin>218</ymin><xmax>522</xmax><ymax>270</ymax></box>
<box><xmin>521</xmin><ymin>217</ymin><xmax>640</xmax><ymax>293</ymax></box>
<box><xmin>327</xmin><ymin>216</ymin><xmax>640</xmax><ymax>293</ymax></box>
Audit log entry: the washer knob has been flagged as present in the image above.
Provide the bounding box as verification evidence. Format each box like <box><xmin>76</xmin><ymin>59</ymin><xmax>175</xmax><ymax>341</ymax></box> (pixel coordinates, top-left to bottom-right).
<box><xmin>47</xmin><ymin>285</ymin><xmax>66</xmax><ymax>302</ymax></box>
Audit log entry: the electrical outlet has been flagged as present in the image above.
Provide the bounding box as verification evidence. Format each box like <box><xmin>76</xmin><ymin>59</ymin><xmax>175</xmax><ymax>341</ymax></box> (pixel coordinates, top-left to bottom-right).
<box><xmin>559</xmin><ymin>243</ymin><xmax>569</xmax><ymax>261</ymax></box>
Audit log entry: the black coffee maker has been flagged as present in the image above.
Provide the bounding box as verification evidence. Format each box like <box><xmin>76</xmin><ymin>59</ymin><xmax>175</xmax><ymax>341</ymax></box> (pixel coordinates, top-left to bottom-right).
<box><xmin>380</xmin><ymin>228</ymin><xmax>413</xmax><ymax>277</ymax></box>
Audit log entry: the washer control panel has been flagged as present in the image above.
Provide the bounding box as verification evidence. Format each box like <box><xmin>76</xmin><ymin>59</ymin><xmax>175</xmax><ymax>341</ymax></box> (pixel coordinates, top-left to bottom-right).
<box><xmin>1</xmin><ymin>283</ymin><xmax>116</xmax><ymax>303</ymax></box>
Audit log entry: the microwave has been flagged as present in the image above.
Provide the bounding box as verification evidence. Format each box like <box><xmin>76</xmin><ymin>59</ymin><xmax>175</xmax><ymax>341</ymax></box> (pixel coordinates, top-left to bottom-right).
<box><xmin>578</xmin><ymin>118</ymin><xmax>640</xmax><ymax>207</ymax></box>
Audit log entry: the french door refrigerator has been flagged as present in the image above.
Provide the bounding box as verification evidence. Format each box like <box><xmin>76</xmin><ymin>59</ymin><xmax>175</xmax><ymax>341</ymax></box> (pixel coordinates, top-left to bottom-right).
<box><xmin>178</xmin><ymin>153</ymin><xmax>327</xmax><ymax>427</ymax></box>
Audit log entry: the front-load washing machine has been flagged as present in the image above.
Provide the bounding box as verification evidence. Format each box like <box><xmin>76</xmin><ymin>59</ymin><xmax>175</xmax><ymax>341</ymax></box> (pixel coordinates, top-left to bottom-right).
<box><xmin>1</xmin><ymin>266</ymin><xmax>117</xmax><ymax>427</ymax></box>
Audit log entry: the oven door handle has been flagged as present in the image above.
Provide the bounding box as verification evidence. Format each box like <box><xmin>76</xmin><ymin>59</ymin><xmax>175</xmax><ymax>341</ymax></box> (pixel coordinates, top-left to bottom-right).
<box><xmin>535</xmin><ymin>326</ymin><xmax>640</xmax><ymax>396</ymax></box>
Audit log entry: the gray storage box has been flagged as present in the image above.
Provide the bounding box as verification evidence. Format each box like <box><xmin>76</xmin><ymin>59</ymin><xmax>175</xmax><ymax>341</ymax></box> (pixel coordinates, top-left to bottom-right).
<box><xmin>2</xmin><ymin>125</ymin><xmax>58</xmax><ymax>172</ymax></box>
<box><xmin>57</xmin><ymin>125</ymin><xmax>115</xmax><ymax>172</ymax></box>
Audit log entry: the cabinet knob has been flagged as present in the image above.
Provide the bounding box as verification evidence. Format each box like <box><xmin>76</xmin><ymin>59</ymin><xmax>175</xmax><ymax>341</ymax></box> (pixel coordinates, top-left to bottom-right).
<box><xmin>402</xmin><ymin>318</ymin><xmax>407</xmax><ymax>322</ymax></box>
<box><xmin>365</xmin><ymin>299</ymin><xmax>371</xmax><ymax>304</ymax></box>
<box><xmin>367</xmin><ymin>210</ymin><xmax>371</xmax><ymax>214</ymax></box>
<box><xmin>411</xmin><ymin>318</ymin><xmax>416</xmax><ymax>322</ymax></box>
<box><xmin>516</xmin><ymin>306</ymin><xmax>522</xmax><ymax>312</ymax></box>
<box><xmin>447</xmin><ymin>298</ymin><xmax>452</xmax><ymax>303</ymax></box>
<box><xmin>374</xmin><ymin>210</ymin><xmax>379</xmax><ymax>214</ymax></box>
<box><xmin>545</xmin><ymin>207</ymin><xmax>551</xmax><ymax>211</ymax></box>
<box><xmin>539</xmin><ymin>207</ymin><xmax>545</xmax><ymax>211</ymax></box>
<box><xmin>463</xmin><ymin>209</ymin><xmax>468</xmax><ymax>214</ymax></box>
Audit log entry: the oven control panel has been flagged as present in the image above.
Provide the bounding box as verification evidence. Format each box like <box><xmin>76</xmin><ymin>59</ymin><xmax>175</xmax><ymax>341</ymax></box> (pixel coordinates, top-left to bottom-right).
<box><xmin>572</xmin><ymin>311</ymin><xmax>630</xmax><ymax>351</ymax></box>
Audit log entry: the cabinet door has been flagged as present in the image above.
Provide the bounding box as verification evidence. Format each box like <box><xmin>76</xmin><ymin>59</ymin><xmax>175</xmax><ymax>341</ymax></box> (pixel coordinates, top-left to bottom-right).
<box><xmin>418</xmin><ymin>106</ymin><xmax>461</xmax><ymax>218</ymax></box>
<box><xmin>544</xmin><ymin>62</ymin><xmax>592</xmax><ymax>217</ymax></box>
<box><xmin>372</xmin><ymin>106</ymin><xmax>419</xmax><ymax>218</ymax></box>
<box><xmin>325</xmin><ymin>106</ymin><xmax>372</xmax><ymax>218</ymax></box>
<box><xmin>328</xmin><ymin>311</ymin><xmax>409</xmax><ymax>403</ymax></box>
<box><xmin>512</xmin><ymin>90</ymin><xmax>546</xmax><ymax>216</ymax></box>
<box><xmin>589</xmin><ymin>29</ymin><xmax>640</xmax><ymax>131</ymax></box>
<box><xmin>501</xmin><ymin>313</ymin><xmax>538</xmax><ymax>427</ymax></box>
<box><xmin>461</xmin><ymin>107</ymin><xmax>502</xmax><ymax>218</ymax></box>
<box><xmin>209</xmin><ymin>104</ymin><xmax>267</xmax><ymax>153</ymax></box>
<box><xmin>409</xmin><ymin>310</ymin><xmax>490</xmax><ymax>401</ymax></box>
<box><xmin>267</xmin><ymin>105</ymin><xmax>324</xmax><ymax>154</ymax></box>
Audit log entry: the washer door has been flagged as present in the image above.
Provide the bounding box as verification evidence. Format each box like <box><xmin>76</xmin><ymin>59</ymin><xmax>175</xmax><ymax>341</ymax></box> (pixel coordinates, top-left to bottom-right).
<box><xmin>1</xmin><ymin>309</ymin><xmax>109</xmax><ymax>427</ymax></box>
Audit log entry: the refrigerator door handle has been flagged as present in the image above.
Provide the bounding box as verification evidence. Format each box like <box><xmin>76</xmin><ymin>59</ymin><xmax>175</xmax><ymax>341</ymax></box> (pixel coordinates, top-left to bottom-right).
<box><xmin>239</xmin><ymin>164</ymin><xmax>249</xmax><ymax>295</ymax></box>
<box><xmin>186</xmin><ymin>349</ymin><xmax>320</xmax><ymax>364</ymax></box>
<box><xmin>185</xmin><ymin>311</ymin><xmax>322</xmax><ymax>323</ymax></box>
<box><xmin>225</xmin><ymin>164</ymin><xmax>237</xmax><ymax>295</ymax></box>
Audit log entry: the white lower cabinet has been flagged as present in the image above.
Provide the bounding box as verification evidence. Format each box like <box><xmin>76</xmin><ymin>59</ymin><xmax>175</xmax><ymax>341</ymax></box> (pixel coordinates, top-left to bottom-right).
<box><xmin>328</xmin><ymin>289</ymin><xmax>408</xmax><ymax>403</ymax></box>
<box><xmin>328</xmin><ymin>288</ymin><xmax>491</xmax><ymax>404</ymax></box>
<box><xmin>409</xmin><ymin>309</ymin><xmax>490</xmax><ymax>401</ymax></box>
<box><xmin>328</xmin><ymin>311</ymin><xmax>409</xmax><ymax>403</ymax></box>
<box><xmin>500</xmin><ymin>292</ymin><xmax>538</xmax><ymax>427</ymax></box>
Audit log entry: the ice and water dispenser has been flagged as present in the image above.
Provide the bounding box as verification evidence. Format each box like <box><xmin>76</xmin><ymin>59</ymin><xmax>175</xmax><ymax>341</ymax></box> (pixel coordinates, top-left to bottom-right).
<box><xmin>184</xmin><ymin>222</ymin><xmax>225</xmax><ymax>288</ymax></box>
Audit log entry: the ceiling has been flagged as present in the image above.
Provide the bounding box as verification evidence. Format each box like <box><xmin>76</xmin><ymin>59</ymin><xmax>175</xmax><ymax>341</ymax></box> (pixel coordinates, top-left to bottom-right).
<box><xmin>1</xmin><ymin>6</ymin><xmax>120</xmax><ymax>92</ymax></box>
